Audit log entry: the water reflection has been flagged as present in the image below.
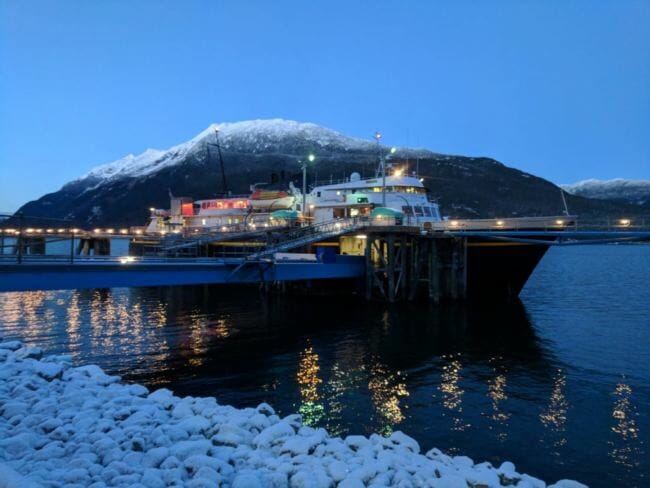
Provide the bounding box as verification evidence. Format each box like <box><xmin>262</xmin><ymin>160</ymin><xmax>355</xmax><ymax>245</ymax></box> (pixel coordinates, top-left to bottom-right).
<box><xmin>297</xmin><ymin>344</ymin><xmax>324</xmax><ymax>426</ymax></box>
<box><xmin>439</xmin><ymin>354</ymin><xmax>470</xmax><ymax>432</ymax></box>
<box><xmin>609</xmin><ymin>382</ymin><xmax>644</xmax><ymax>471</ymax></box>
<box><xmin>487</xmin><ymin>360</ymin><xmax>510</xmax><ymax>442</ymax></box>
<box><xmin>540</xmin><ymin>370</ymin><xmax>568</xmax><ymax>449</ymax></box>
<box><xmin>368</xmin><ymin>360</ymin><xmax>409</xmax><ymax>435</ymax></box>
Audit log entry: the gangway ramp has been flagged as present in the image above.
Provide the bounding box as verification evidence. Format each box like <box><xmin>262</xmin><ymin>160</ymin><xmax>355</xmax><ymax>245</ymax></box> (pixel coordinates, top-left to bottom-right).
<box><xmin>245</xmin><ymin>219</ymin><xmax>363</xmax><ymax>260</ymax></box>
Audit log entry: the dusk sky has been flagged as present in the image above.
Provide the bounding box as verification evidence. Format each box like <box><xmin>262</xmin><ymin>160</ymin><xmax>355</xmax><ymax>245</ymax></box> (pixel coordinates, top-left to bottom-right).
<box><xmin>1</xmin><ymin>0</ymin><xmax>649</xmax><ymax>212</ymax></box>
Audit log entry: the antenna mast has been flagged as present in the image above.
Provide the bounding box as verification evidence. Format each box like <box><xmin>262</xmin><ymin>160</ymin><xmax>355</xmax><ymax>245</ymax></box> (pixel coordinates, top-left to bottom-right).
<box><xmin>207</xmin><ymin>127</ymin><xmax>229</xmax><ymax>196</ymax></box>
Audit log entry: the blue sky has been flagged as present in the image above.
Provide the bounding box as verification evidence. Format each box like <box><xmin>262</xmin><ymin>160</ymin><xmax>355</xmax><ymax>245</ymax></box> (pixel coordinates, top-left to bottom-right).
<box><xmin>1</xmin><ymin>0</ymin><xmax>649</xmax><ymax>212</ymax></box>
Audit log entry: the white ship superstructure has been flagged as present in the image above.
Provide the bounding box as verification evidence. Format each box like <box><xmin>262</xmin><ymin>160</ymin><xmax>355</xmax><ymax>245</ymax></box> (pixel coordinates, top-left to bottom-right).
<box><xmin>303</xmin><ymin>172</ymin><xmax>441</xmax><ymax>226</ymax></box>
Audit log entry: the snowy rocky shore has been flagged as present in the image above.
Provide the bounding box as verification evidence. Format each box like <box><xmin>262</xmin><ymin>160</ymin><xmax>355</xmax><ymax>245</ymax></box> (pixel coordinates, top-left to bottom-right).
<box><xmin>0</xmin><ymin>339</ymin><xmax>586</xmax><ymax>488</ymax></box>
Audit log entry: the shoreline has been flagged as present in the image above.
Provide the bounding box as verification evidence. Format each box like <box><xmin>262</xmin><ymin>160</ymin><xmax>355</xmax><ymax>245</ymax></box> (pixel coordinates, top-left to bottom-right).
<box><xmin>0</xmin><ymin>339</ymin><xmax>585</xmax><ymax>488</ymax></box>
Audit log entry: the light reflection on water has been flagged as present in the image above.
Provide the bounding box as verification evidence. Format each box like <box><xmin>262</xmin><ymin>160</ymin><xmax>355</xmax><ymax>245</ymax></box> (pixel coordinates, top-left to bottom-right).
<box><xmin>0</xmin><ymin>245</ymin><xmax>648</xmax><ymax>487</ymax></box>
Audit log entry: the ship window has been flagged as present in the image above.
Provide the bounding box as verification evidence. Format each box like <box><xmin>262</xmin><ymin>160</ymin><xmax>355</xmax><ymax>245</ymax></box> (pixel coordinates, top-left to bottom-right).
<box><xmin>414</xmin><ymin>206</ymin><xmax>424</xmax><ymax>216</ymax></box>
<box><xmin>317</xmin><ymin>192</ymin><xmax>321</xmax><ymax>197</ymax></box>
<box><xmin>423</xmin><ymin>207</ymin><xmax>432</xmax><ymax>216</ymax></box>
<box><xmin>402</xmin><ymin>206</ymin><xmax>413</xmax><ymax>216</ymax></box>
<box><xmin>372</xmin><ymin>187</ymin><xmax>382</xmax><ymax>192</ymax></box>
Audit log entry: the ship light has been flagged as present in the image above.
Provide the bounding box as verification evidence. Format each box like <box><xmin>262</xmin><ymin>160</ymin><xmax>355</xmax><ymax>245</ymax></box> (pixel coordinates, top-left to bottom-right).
<box><xmin>160</xmin><ymin>230</ymin><xmax>166</xmax><ymax>235</ymax></box>
<box><xmin>26</xmin><ymin>228</ymin><xmax>34</xmax><ymax>233</ymax></box>
<box><xmin>355</xmin><ymin>234</ymin><xmax>367</xmax><ymax>239</ymax></box>
<box><xmin>46</xmin><ymin>228</ymin><xmax>54</xmax><ymax>233</ymax></box>
<box><xmin>57</xmin><ymin>228</ymin><xmax>65</xmax><ymax>233</ymax></box>
<box><xmin>390</xmin><ymin>147</ymin><xmax>397</xmax><ymax>154</ymax></box>
<box><xmin>496</xmin><ymin>220</ymin><xmax>504</xmax><ymax>227</ymax></box>
<box><xmin>449</xmin><ymin>220</ymin><xmax>459</xmax><ymax>227</ymax></box>
<box><xmin>4</xmin><ymin>228</ymin><xmax>15</xmax><ymax>233</ymax></box>
<box><xmin>394</xmin><ymin>168</ymin><xmax>403</xmax><ymax>177</ymax></box>
<box><xmin>119</xmin><ymin>229</ymin><xmax>128</xmax><ymax>234</ymax></box>
<box><xmin>149</xmin><ymin>207</ymin><xmax>155</xmax><ymax>212</ymax></box>
<box><xmin>619</xmin><ymin>218</ymin><xmax>631</xmax><ymax>227</ymax></box>
<box><xmin>106</xmin><ymin>228</ymin><xmax>114</xmax><ymax>234</ymax></box>
<box><xmin>555</xmin><ymin>219</ymin><xmax>565</xmax><ymax>226</ymax></box>
<box><xmin>134</xmin><ymin>229</ymin><xmax>143</xmax><ymax>235</ymax></box>
<box><xmin>221</xmin><ymin>226</ymin><xmax>228</xmax><ymax>232</ymax></box>
<box><xmin>36</xmin><ymin>228</ymin><xmax>43</xmax><ymax>233</ymax></box>
<box><xmin>71</xmin><ymin>228</ymin><xmax>79</xmax><ymax>233</ymax></box>
<box><xmin>119</xmin><ymin>256</ymin><xmax>135</xmax><ymax>264</ymax></box>
<box><xmin>172</xmin><ymin>229</ymin><xmax>181</xmax><ymax>234</ymax></box>
<box><xmin>419</xmin><ymin>178</ymin><xmax>424</xmax><ymax>183</ymax></box>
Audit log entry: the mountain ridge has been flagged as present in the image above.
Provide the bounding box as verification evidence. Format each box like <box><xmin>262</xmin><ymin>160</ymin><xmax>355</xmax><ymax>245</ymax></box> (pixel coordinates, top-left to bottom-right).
<box><xmin>11</xmin><ymin>119</ymin><xmax>646</xmax><ymax>226</ymax></box>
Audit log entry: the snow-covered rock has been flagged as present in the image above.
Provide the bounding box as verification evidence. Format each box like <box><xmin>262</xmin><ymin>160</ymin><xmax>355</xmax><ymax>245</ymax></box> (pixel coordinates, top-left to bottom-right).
<box><xmin>0</xmin><ymin>338</ymin><xmax>585</xmax><ymax>487</ymax></box>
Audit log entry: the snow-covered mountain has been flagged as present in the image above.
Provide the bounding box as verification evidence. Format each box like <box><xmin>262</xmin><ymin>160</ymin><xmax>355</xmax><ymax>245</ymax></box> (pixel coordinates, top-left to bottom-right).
<box><xmin>77</xmin><ymin>119</ymin><xmax>433</xmax><ymax>184</ymax></box>
<box><xmin>561</xmin><ymin>179</ymin><xmax>650</xmax><ymax>206</ymax></box>
<box><xmin>12</xmin><ymin>119</ymin><xmax>646</xmax><ymax>226</ymax></box>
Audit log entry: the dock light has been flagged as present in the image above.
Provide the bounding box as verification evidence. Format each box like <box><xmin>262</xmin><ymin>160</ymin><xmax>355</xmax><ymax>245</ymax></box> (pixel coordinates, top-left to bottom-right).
<box><xmin>555</xmin><ymin>219</ymin><xmax>565</xmax><ymax>226</ymax></box>
<box><xmin>57</xmin><ymin>228</ymin><xmax>65</xmax><ymax>233</ymax></box>
<box><xmin>46</xmin><ymin>228</ymin><xmax>54</xmax><ymax>233</ymax></box>
<box><xmin>308</xmin><ymin>154</ymin><xmax>315</xmax><ymax>163</ymax></box>
<box><xmin>496</xmin><ymin>220</ymin><xmax>504</xmax><ymax>227</ymax></box>
<box><xmin>390</xmin><ymin>147</ymin><xmax>397</xmax><ymax>154</ymax></box>
<box><xmin>309</xmin><ymin>204</ymin><xmax>315</xmax><ymax>209</ymax></box>
<box><xmin>94</xmin><ymin>228</ymin><xmax>101</xmax><ymax>233</ymax></box>
<box><xmin>119</xmin><ymin>229</ymin><xmax>128</xmax><ymax>234</ymax></box>
<box><xmin>36</xmin><ymin>228</ymin><xmax>43</xmax><ymax>233</ymax></box>
<box><xmin>149</xmin><ymin>207</ymin><xmax>155</xmax><ymax>212</ymax></box>
<box><xmin>134</xmin><ymin>229</ymin><xmax>143</xmax><ymax>235</ymax></box>
<box><xmin>71</xmin><ymin>228</ymin><xmax>79</xmax><ymax>234</ymax></box>
<box><xmin>119</xmin><ymin>256</ymin><xmax>135</xmax><ymax>264</ymax></box>
<box><xmin>26</xmin><ymin>228</ymin><xmax>34</xmax><ymax>233</ymax></box>
<box><xmin>450</xmin><ymin>220</ymin><xmax>459</xmax><ymax>227</ymax></box>
<box><xmin>619</xmin><ymin>218</ymin><xmax>631</xmax><ymax>227</ymax></box>
<box><xmin>106</xmin><ymin>228</ymin><xmax>114</xmax><ymax>234</ymax></box>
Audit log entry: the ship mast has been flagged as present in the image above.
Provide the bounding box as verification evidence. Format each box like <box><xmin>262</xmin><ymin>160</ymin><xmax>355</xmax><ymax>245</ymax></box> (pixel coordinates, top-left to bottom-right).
<box><xmin>207</xmin><ymin>127</ymin><xmax>229</xmax><ymax>196</ymax></box>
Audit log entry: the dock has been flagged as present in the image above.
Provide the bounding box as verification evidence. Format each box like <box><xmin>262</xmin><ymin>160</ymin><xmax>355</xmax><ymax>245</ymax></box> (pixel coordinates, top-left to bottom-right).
<box><xmin>1</xmin><ymin>216</ymin><xmax>649</xmax><ymax>300</ymax></box>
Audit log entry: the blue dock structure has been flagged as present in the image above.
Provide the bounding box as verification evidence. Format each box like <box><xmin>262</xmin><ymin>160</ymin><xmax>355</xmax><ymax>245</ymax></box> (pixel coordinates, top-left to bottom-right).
<box><xmin>1</xmin><ymin>216</ymin><xmax>649</xmax><ymax>300</ymax></box>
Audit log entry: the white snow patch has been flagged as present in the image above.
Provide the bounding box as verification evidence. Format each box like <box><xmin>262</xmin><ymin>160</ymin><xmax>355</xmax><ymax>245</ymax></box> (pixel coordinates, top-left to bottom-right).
<box><xmin>0</xmin><ymin>338</ymin><xmax>586</xmax><ymax>487</ymax></box>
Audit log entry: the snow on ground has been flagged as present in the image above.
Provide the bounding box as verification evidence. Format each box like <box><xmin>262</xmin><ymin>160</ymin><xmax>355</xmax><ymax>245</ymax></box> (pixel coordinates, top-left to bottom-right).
<box><xmin>0</xmin><ymin>339</ymin><xmax>586</xmax><ymax>488</ymax></box>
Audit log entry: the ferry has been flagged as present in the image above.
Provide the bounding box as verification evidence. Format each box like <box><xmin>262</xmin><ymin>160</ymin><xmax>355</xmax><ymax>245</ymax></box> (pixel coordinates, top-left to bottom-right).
<box><xmin>145</xmin><ymin>169</ymin><xmax>442</xmax><ymax>234</ymax></box>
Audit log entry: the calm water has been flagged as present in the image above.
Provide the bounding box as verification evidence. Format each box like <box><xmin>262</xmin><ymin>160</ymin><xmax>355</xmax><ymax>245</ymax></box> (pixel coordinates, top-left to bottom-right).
<box><xmin>0</xmin><ymin>245</ymin><xmax>648</xmax><ymax>487</ymax></box>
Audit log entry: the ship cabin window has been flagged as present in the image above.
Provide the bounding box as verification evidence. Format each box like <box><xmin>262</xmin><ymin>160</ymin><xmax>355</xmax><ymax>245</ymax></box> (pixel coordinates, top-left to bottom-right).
<box><xmin>431</xmin><ymin>206</ymin><xmax>440</xmax><ymax>219</ymax></box>
<box><xmin>414</xmin><ymin>206</ymin><xmax>424</xmax><ymax>216</ymax></box>
<box><xmin>423</xmin><ymin>207</ymin><xmax>432</xmax><ymax>217</ymax></box>
<box><xmin>402</xmin><ymin>206</ymin><xmax>414</xmax><ymax>216</ymax></box>
<box><xmin>372</xmin><ymin>187</ymin><xmax>382</xmax><ymax>192</ymax></box>
<box><xmin>317</xmin><ymin>192</ymin><xmax>321</xmax><ymax>197</ymax></box>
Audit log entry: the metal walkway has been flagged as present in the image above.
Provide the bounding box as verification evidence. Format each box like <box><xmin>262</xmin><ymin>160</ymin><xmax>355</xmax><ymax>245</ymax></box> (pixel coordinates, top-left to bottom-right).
<box><xmin>245</xmin><ymin>219</ymin><xmax>363</xmax><ymax>259</ymax></box>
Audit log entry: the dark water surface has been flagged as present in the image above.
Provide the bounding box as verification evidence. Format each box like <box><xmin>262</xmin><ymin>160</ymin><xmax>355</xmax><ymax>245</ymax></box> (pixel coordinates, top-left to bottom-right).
<box><xmin>0</xmin><ymin>245</ymin><xmax>648</xmax><ymax>487</ymax></box>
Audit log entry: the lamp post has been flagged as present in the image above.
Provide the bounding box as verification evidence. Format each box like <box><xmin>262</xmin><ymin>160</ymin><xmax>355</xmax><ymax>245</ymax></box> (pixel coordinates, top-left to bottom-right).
<box><xmin>302</xmin><ymin>154</ymin><xmax>315</xmax><ymax>222</ymax></box>
<box><xmin>374</xmin><ymin>132</ymin><xmax>386</xmax><ymax>207</ymax></box>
